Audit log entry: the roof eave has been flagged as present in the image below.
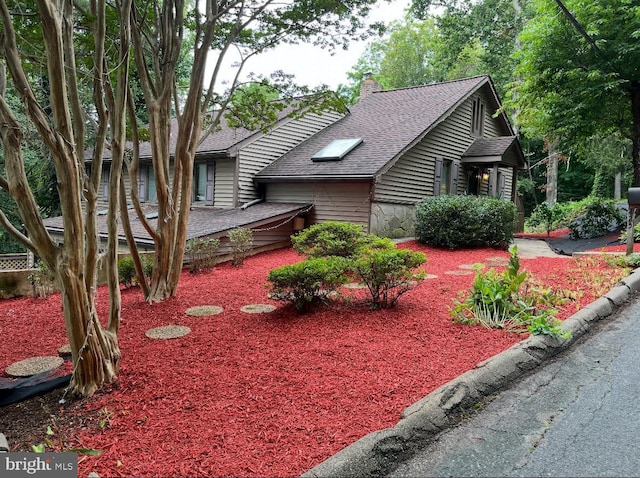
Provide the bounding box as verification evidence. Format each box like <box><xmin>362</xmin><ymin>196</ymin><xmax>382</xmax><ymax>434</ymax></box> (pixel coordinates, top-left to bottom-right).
<box><xmin>256</xmin><ymin>175</ymin><xmax>374</xmax><ymax>183</ymax></box>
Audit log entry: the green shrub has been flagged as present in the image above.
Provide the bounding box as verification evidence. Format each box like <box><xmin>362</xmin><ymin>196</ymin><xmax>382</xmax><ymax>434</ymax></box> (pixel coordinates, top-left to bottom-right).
<box><xmin>267</xmin><ymin>256</ymin><xmax>350</xmax><ymax>313</ymax></box>
<box><xmin>525</xmin><ymin>202</ymin><xmax>568</xmax><ymax>235</ymax></box>
<box><xmin>117</xmin><ymin>256</ymin><xmax>136</xmax><ymax>288</ymax></box>
<box><xmin>352</xmin><ymin>249</ymin><xmax>426</xmax><ymax>309</ymax></box>
<box><xmin>451</xmin><ymin>246</ymin><xmax>571</xmax><ymax>339</ymax></box>
<box><xmin>117</xmin><ymin>255</ymin><xmax>154</xmax><ymax>287</ymax></box>
<box><xmin>142</xmin><ymin>255</ymin><xmax>154</xmax><ymax>277</ymax></box>
<box><xmin>566</xmin><ymin>197</ymin><xmax>624</xmax><ymax>239</ymax></box>
<box><xmin>185</xmin><ymin>237</ymin><xmax>220</xmax><ymax>272</ymax></box>
<box><xmin>415</xmin><ymin>195</ymin><xmax>516</xmax><ymax>249</ymax></box>
<box><xmin>228</xmin><ymin>228</ymin><xmax>253</xmax><ymax>266</ymax></box>
<box><xmin>291</xmin><ymin>221</ymin><xmax>385</xmax><ymax>258</ymax></box>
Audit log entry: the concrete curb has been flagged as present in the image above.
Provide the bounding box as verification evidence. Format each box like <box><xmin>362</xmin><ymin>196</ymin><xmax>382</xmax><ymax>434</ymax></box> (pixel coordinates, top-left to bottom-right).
<box><xmin>302</xmin><ymin>268</ymin><xmax>640</xmax><ymax>478</ymax></box>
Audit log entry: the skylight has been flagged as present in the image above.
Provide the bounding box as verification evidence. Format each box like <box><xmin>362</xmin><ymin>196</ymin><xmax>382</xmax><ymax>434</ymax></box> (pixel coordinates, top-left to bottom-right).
<box><xmin>311</xmin><ymin>138</ymin><xmax>363</xmax><ymax>161</ymax></box>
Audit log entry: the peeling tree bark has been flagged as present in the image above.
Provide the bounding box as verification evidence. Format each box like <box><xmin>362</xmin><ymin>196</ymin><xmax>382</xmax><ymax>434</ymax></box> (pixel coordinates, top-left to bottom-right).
<box><xmin>0</xmin><ymin>0</ymin><xmax>124</xmax><ymax>396</ymax></box>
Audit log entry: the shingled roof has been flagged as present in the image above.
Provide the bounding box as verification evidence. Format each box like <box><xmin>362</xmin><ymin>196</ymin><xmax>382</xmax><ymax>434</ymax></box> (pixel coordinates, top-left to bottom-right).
<box><xmin>461</xmin><ymin>136</ymin><xmax>525</xmax><ymax>168</ymax></box>
<box><xmin>42</xmin><ymin>203</ymin><xmax>311</xmax><ymax>245</ymax></box>
<box><xmin>255</xmin><ymin>76</ymin><xmax>510</xmax><ymax>182</ymax></box>
<box><xmin>90</xmin><ymin>102</ymin><xmax>310</xmax><ymax>162</ymax></box>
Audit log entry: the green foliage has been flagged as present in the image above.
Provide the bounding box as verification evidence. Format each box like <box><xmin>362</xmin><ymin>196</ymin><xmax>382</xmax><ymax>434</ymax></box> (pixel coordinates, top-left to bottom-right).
<box><xmin>117</xmin><ymin>255</ymin><xmax>154</xmax><ymax>288</ymax></box>
<box><xmin>185</xmin><ymin>237</ymin><xmax>221</xmax><ymax>272</ymax></box>
<box><xmin>451</xmin><ymin>246</ymin><xmax>571</xmax><ymax>339</ymax></box>
<box><xmin>267</xmin><ymin>257</ymin><xmax>350</xmax><ymax>313</ymax></box>
<box><xmin>508</xmin><ymin>0</ymin><xmax>640</xmax><ymax>183</ymax></box>
<box><xmin>566</xmin><ymin>197</ymin><xmax>624</xmax><ymax>239</ymax></box>
<box><xmin>291</xmin><ymin>221</ymin><xmax>392</xmax><ymax>258</ymax></box>
<box><xmin>526</xmin><ymin>315</ymin><xmax>570</xmax><ymax>339</ymax></box>
<box><xmin>271</xmin><ymin>222</ymin><xmax>425</xmax><ymax>311</ymax></box>
<box><xmin>620</xmin><ymin>223</ymin><xmax>640</xmax><ymax>244</ymax></box>
<box><xmin>413</xmin><ymin>0</ymin><xmax>530</xmax><ymax>98</ymax></box>
<box><xmin>606</xmin><ymin>253</ymin><xmax>640</xmax><ymax>269</ymax></box>
<box><xmin>525</xmin><ymin>202</ymin><xmax>568</xmax><ymax>235</ymax></box>
<box><xmin>415</xmin><ymin>195</ymin><xmax>516</xmax><ymax>249</ymax></box>
<box><xmin>228</xmin><ymin>228</ymin><xmax>253</xmax><ymax>267</ymax></box>
<box><xmin>526</xmin><ymin>197</ymin><xmax>625</xmax><ymax>239</ymax></box>
<box><xmin>352</xmin><ymin>249</ymin><xmax>426</xmax><ymax>309</ymax></box>
<box><xmin>28</xmin><ymin>261</ymin><xmax>55</xmax><ymax>297</ymax></box>
<box><xmin>117</xmin><ymin>257</ymin><xmax>136</xmax><ymax>288</ymax></box>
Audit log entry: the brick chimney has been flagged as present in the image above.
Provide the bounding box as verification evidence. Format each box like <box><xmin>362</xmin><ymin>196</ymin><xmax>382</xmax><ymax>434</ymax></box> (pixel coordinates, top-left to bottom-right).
<box><xmin>359</xmin><ymin>72</ymin><xmax>382</xmax><ymax>101</ymax></box>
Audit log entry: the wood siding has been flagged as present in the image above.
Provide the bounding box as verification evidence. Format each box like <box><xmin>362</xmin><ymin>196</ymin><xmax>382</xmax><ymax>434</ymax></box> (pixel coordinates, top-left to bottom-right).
<box><xmin>374</xmin><ymin>90</ymin><xmax>515</xmax><ymax>204</ymax></box>
<box><xmin>237</xmin><ymin>111</ymin><xmax>343</xmax><ymax>205</ymax></box>
<box><xmin>214</xmin><ymin>159</ymin><xmax>235</xmax><ymax>208</ymax></box>
<box><xmin>266</xmin><ymin>182</ymin><xmax>372</xmax><ymax>230</ymax></box>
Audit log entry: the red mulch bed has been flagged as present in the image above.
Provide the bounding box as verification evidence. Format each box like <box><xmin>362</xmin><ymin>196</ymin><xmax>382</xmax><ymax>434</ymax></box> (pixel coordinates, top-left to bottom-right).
<box><xmin>0</xmin><ymin>241</ymin><xmax>627</xmax><ymax>477</ymax></box>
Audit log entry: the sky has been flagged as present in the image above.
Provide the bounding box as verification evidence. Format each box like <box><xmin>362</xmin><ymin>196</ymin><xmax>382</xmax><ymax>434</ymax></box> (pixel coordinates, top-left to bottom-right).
<box><xmin>210</xmin><ymin>0</ymin><xmax>412</xmax><ymax>92</ymax></box>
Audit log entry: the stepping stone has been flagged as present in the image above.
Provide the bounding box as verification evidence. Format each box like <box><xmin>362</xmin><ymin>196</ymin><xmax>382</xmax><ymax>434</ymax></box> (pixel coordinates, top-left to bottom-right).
<box><xmin>458</xmin><ymin>263</ymin><xmax>482</xmax><ymax>270</ymax></box>
<box><xmin>424</xmin><ymin>274</ymin><xmax>438</xmax><ymax>280</ymax></box>
<box><xmin>6</xmin><ymin>356</ymin><xmax>64</xmax><ymax>377</ymax></box>
<box><xmin>185</xmin><ymin>305</ymin><xmax>224</xmax><ymax>317</ymax></box>
<box><xmin>58</xmin><ymin>344</ymin><xmax>72</xmax><ymax>358</ymax></box>
<box><xmin>486</xmin><ymin>256</ymin><xmax>510</xmax><ymax>267</ymax></box>
<box><xmin>145</xmin><ymin>325</ymin><xmax>191</xmax><ymax>339</ymax></box>
<box><xmin>343</xmin><ymin>282</ymin><xmax>368</xmax><ymax>289</ymax></box>
<box><xmin>444</xmin><ymin>270</ymin><xmax>473</xmax><ymax>276</ymax></box>
<box><xmin>240</xmin><ymin>304</ymin><xmax>277</xmax><ymax>314</ymax></box>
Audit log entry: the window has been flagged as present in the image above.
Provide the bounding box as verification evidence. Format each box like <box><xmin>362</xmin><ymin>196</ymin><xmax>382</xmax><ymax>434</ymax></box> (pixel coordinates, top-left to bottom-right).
<box><xmin>434</xmin><ymin>158</ymin><xmax>459</xmax><ymax>196</ymax></box>
<box><xmin>440</xmin><ymin>161</ymin><xmax>451</xmax><ymax>195</ymax></box>
<box><xmin>312</xmin><ymin>138</ymin><xmax>363</xmax><ymax>161</ymax></box>
<box><xmin>471</xmin><ymin>97</ymin><xmax>485</xmax><ymax>137</ymax></box>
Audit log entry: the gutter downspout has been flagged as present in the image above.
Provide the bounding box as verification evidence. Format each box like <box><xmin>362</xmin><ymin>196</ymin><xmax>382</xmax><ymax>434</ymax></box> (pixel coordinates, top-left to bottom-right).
<box><xmin>240</xmin><ymin>197</ymin><xmax>264</xmax><ymax>210</ymax></box>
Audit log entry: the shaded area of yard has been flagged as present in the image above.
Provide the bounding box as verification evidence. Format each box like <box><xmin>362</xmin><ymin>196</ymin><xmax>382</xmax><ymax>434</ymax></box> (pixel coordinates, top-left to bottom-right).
<box><xmin>0</xmin><ymin>242</ymin><xmax>626</xmax><ymax>477</ymax></box>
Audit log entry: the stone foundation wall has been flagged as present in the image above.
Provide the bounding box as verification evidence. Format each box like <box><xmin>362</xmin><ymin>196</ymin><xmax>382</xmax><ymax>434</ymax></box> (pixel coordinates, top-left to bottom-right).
<box><xmin>370</xmin><ymin>203</ymin><xmax>416</xmax><ymax>239</ymax></box>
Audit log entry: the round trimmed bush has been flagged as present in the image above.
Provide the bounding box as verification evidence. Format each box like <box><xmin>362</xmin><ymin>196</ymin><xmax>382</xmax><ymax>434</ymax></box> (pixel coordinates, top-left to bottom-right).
<box><xmin>415</xmin><ymin>195</ymin><xmax>516</xmax><ymax>249</ymax></box>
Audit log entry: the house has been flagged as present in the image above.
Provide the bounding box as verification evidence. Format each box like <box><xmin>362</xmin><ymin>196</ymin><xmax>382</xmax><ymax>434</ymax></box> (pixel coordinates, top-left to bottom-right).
<box><xmin>46</xmin><ymin>101</ymin><xmax>345</xmax><ymax>254</ymax></box>
<box><xmin>44</xmin><ymin>75</ymin><xmax>525</xmax><ymax>253</ymax></box>
<box><xmin>255</xmin><ymin>75</ymin><xmax>525</xmax><ymax>237</ymax></box>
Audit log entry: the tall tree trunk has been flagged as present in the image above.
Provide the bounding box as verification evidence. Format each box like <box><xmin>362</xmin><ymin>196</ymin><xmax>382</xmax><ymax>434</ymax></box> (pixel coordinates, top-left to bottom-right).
<box><xmin>0</xmin><ymin>0</ymin><xmax>121</xmax><ymax>396</ymax></box>
<box><xmin>58</xmin><ymin>253</ymin><xmax>119</xmax><ymax>396</ymax></box>
<box><xmin>546</xmin><ymin>156</ymin><xmax>558</xmax><ymax>205</ymax></box>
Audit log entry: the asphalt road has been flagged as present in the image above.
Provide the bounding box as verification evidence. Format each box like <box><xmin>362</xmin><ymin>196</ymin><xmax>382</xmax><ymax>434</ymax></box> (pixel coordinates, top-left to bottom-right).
<box><xmin>388</xmin><ymin>295</ymin><xmax>640</xmax><ymax>478</ymax></box>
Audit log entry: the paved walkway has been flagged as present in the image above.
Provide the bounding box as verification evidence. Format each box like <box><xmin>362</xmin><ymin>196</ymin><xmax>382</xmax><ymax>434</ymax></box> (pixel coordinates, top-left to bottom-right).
<box><xmin>512</xmin><ymin>237</ymin><xmax>571</xmax><ymax>259</ymax></box>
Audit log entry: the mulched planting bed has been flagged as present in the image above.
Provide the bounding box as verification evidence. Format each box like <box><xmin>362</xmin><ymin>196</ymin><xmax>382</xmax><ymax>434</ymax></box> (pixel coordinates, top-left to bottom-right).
<box><xmin>0</xmin><ymin>241</ymin><xmax>628</xmax><ymax>477</ymax></box>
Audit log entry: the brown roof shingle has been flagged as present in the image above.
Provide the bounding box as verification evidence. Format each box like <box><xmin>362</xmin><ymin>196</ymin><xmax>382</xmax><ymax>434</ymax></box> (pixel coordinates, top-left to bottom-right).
<box><xmin>255</xmin><ymin>76</ymin><xmax>497</xmax><ymax>181</ymax></box>
<box><xmin>43</xmin><ymin>202</ymin><xmax>311</xmax><ymax>244</ymax></box>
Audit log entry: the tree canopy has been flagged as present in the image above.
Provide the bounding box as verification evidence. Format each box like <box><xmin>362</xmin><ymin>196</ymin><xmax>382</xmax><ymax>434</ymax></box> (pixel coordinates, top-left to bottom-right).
<box><xmin>509</xmin><ymin>0</ymin><xmax>640</xmax><ymax>185</ymax></box>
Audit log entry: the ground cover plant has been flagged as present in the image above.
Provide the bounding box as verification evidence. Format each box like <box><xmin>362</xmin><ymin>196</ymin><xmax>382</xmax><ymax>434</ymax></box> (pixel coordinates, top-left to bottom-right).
<box><xmin>452</xmin><ymin>246</ymin><xmax>571</xmax><ymax>338</ymax></box>
<box><xmin>0</xmin><ymin>242</ymin><xmax>629</xmax><ymax>477</ymax></box>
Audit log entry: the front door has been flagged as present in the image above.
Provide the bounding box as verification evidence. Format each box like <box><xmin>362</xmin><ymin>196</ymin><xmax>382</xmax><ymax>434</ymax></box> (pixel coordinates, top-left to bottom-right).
<box><xmin>467</xmin><ymin>167</ymin><xmax>480</xmax><ymax>195</ymax></box>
